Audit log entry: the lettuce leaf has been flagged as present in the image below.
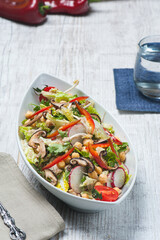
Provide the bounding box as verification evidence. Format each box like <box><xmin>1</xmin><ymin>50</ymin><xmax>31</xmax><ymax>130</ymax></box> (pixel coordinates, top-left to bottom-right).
<box><xmin>102</xmin><ymin>123</ymin><xmax>114</xmax><ymax>134</ymax></box>
<box><xmin>46</xmin><ymin>113</ymin><xmax>69</xmax><ymax>128</ymax></box>
<box><xmin>118</xmin><ymin>142</ymin><xmax>129</xmax><ymax>153</ymax></box>
<box><xmin>47</xmin><ymin>142</ymin><xmax>71</xmax><ymax>156</ymax></box>
<box><xmin>61</xmin><ymin>108</ymin><xmax>74</xmax><ymax>122</ymax></box>
<box><xmin>102</xmin><ymin>150</ymin><xmax>118</xmax><ymax>167</ymax></box>
<box><xmin>36</xmin><ymin>122</ymin><xmax>51</xmax><ymax>132</ymax></box>
<box><xmin>86</xmin><ymin>105</ymin><xmax>100</xmax><ymax>116</ymax></box>
<box><xmin>21</xmin><ymin>140</ymin><xmax>38</xmax><ymax>164</ymax></box>
<box><xmin>93</xmin><ymin>120</ymin><xmax>108</xmax><ymax>140</ymax></box>
<box><xmin>41</xmin><ymin>90</ymin><xmax>75</xmax><ymax>102</ymax></box>
<box><xmin>74</xmin><ymin>148</ymin><xmax>90</xmax><ymax>158</ymax></box>
<box><xmin>19</xmin><ymin>126</ymin><xmax>34</xmax><ymax>141</ymax></box>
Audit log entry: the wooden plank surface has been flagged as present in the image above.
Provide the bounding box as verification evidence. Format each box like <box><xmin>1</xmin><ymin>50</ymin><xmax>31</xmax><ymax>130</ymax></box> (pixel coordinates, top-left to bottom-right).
<box><xmin>0</xmin><ymin>1</ymin><xmax>160</xmax><ymax>239</ymax></box>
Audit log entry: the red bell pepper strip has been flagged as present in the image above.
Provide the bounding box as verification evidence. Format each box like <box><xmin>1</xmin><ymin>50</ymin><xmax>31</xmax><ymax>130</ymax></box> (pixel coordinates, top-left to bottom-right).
<box><xmin>29</xmin><ymin>106</ymin><xmax>52</xmax><ymax>119</ymax></box>
<box><xmin>108</xmin><ymin>138</ymin><xmax>121</xmax><ymax>165</ymax></box>
<box><xmin>0</xmin><ymin>0</ymin><xmax>50</xmax><ymax>25</ymax></box>
<box><xmin>94</xmin><ymin>186</ymin><xmax>118</xmax><ymax>202</ymax></box>
<box><xmin>103</xmin><ymin>128</ymin><xmax>122</xmax><ymax>145</ymax></box>
<box><xmin>39</xmin><ymin>86</ymin><xmax>55</xmax><ymax>102</ymax></box>
<box><xmin>88</xmin><ymin>143</ymin><xmax>108</xmax><ymax>170</ymax></box>
<box><xmin>43</xmin><ymin>0</ymin><xmax>89</xmax><ymax>15</ymax></box>
<box><xmin>47</xmin><ymin>119</ymin><xmax>81</xmax><ymax>138</ymax></box>
<box><xmin>75</xmin><ymin>101</ymin><xmax>95</xmax><ymax>134</ymax></box>
<box><xmin>91</xmin><ymin>142</ymin><xmax>109</xmax><ymax>149</ymax></box>
<box><xmin>42</xmin><ymin>147</ymin><xmax>74</xmax><ymax>170</ymax></box>
<box><xmin>69</xmin><ymin>96</ymin><xmax>88</xmax><ymax>103</ymax></box>
<box><xmin>86</xmin><ymin>142</ymin><xmax>109</xmax><ymax>150</ymax></box>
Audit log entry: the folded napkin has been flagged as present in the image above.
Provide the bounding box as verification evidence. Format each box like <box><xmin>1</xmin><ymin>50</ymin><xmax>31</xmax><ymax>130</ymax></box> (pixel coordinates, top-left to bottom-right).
<box><xmin>0</xmin><ymin>153</ymin><xmax>65</xmax><ymax>240</ymax></box>
<box><xmin>113</xmin><ymin>68</ymin><xmax>160</xmax><ymax>112</ymax></box>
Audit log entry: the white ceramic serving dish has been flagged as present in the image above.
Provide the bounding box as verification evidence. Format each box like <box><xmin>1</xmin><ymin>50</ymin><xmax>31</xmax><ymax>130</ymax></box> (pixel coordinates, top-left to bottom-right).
<box><xmin>17</xmin><ymin>73</ymin><xmax>137</xmax><ymax>212</ymax></box>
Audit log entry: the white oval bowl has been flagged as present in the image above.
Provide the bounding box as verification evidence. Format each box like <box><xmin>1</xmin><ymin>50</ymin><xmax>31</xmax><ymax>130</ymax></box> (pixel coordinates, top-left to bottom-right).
<box><xmin>16</xmin><ymin>73</ymin><xmax>137</xmax><ymax>212</ymax></box>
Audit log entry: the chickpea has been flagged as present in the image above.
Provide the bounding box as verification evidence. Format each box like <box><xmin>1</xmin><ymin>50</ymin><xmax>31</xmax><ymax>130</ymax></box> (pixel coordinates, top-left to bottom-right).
<box><xmin>88</xmin><ymin>171</ymin><xmax>98</xmax><ymax>179</ymax></box>
<box><xmin>65</xmin><ymin>156</ymin><xmax>71</xmax><ymax>164</ymax></box>
<box><xmin>73</xmin><ymin>142</ymin><xmax>83</xmax><ymax>151</ymax></box>
<box><xmin>81</xmin><ymin>193</ymin><xmax>89</xmax><ymax>199</ymax></box>
<box><xmin>57</xmin><ymin>160</ymin><xmax>65</xmax><ymax>169</ymax></box>
<box><xmin>46</xmin><ymin>119</ymin><xmax>54</xmax><ymax>127</ymax></box>
<box><xmin>95</xmin><ymin>166</ymin><xmax>103</xmax><ymax>175</ymax></box>
<box><xmin>83</xmin><ymin>139</ymin><xmax>94</xmax><ymax>147</ymax></box>
<box><xmin>99</xmin><ymin>173</ymin><xmax>108</xmax><ymax>184</ymax></box>
<box><xmin>40</xmin><ymin>116</ymin><xmax>45</xmax><ymax>122</ymax></box>
<box><xmin>119</xmin><ymin>152</ymin><xmax>126</xmax><ymax>162</ymax></box>
<box><xmin>113</xmin><ymin>187</ymin><xmax>122</xmax><ymax>195</ymax></box>
<box><xmin>25</xmin><ymin>111</ymin><xmax>33</xmax><ymax>119</ymax></box>
<box><xmin>71</xmin><ymin>152</ymin><xmax>80</xmax><ymax>159</ymax></box>
<box><xmin>95</xmin><ymin>181</ymin><xmax>103</xmax><ymax>186</ymax></box>
<box><xmin>31</xmin><ymin>122</ymin><xmax>36</xmax><ymax>128</ymax></box>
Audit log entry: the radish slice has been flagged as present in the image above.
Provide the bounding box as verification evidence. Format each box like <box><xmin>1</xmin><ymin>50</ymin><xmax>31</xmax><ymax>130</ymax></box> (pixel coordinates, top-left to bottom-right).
<box><xmin>122</xmin><ymin>164</ymin><xmax>129</xmax><ymax>175</ymax></box>
<box><xmin>111</xmin><ymin>167</ymin><xmax>126</xmax><ymax>189</ymax></box>
<box><xmin>69</xmin><ymin>166</ymin><xmax>86</xmax><ymax>193</ymax></box>
<box><xmin>106</xmin><ymin>172</ymin><xmax>113</xmax><ymax>188</ymax></box>
<box><xmin>68</xmin><ymin>123</ymin><xmax>86</xmax><ymax>145</ymax></box>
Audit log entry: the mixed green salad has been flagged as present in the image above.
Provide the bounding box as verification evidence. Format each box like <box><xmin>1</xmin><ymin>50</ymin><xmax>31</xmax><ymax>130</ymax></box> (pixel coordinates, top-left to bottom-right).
<box><xmin>19</xmin><ymin>80</ymin><xmax>130</xmax><ymax>202</ymax></box>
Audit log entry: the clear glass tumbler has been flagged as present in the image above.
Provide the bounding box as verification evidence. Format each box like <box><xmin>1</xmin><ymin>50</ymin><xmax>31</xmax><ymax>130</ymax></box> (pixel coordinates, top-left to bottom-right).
<box><xmin>134</xmin><ymin>35</ymin><xmax>160</xmax><ymax>99</ymax></box>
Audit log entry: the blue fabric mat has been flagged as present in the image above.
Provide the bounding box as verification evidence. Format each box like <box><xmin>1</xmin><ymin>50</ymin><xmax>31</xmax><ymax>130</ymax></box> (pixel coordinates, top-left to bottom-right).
<box><xmin>113</xmin><ymin>68</ymin><xmax>160</xmax><ymax>112</ymax></box>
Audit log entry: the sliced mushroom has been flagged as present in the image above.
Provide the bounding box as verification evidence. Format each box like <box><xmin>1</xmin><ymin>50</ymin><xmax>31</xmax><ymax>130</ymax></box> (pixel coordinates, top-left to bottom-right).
<box><xmin>28</xmin><ymin>130</ymin><xmax>47</xmax><ymax>158</ymax></box>
<box><xmin>70</xmin><ymin>157</ymin><xmax>95</xmax><ymax>173</ymax></box>
<box><xmin>44</xmin><ymin>169</ymin><xmax>58</xmax><ymax>186</ymax></box>
<box><xmin>24</xmin><ymin>113</ymin><xmax>43</xmax><ymax>126</ymax></box>
<box><xmin>90</xmin><ymin>114</ymin><xmax>101</xmax><ymax>123</ymax></box>
<box><xmin>50</xmin><ymin>164</ymin><xmax>63</xmax><ymax>175</ymax></box>
<box><xmin>65</xmin><ymin>164</ymin><xmax>73</xmax><ymax>172</ymax></box>
<box><xmin>94</xmin><ymin>139</ymin><xmax>108</xmax><ymax>144</ymax></box>
<box><xmin>50</xmin><ymin>100</ymin><xmax>66</xmax><ymax>109</ymax></box>
<box><xmin>42</xmin><ymin>111</ymin><xmax>47</xmax><ymax>119</ymax></box>
<box><xmin>70</xmin><ymin>158</ymin><xmax>88</xmax><ymax>167</ymax></box>
<box><xmin>99</xmin><ymin>150</ymin><xmax>118</xmax><ymax>170</ymax></box>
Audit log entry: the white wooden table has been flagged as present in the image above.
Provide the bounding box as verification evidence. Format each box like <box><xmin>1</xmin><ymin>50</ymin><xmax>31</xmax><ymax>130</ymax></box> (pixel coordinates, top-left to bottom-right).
<box><xmin>0</xmin><ymin>0</ymin><xmax>160</xmax><ymax>239</ymax></box>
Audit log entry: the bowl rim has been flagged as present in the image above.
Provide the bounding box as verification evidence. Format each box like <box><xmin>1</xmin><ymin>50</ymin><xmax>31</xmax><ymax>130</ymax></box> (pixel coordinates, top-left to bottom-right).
<box><xmin>16</xmin><ymin>73</ymin><xmax>137</xmax><ymax>206</ymax></box>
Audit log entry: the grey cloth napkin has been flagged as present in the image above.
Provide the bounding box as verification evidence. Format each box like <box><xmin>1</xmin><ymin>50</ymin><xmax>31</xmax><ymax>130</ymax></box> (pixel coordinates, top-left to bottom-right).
<box><xmin>0</xmin><ymin>153</ymin><xmax>65</xmax><ymax>240</ymax></box>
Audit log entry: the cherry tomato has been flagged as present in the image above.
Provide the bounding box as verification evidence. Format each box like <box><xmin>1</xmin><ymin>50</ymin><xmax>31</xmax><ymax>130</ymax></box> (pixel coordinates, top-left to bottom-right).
<box><xmin>94</xmin><ymin>186</ymin><xmax>118</xmax><ymax>202</ymax></box>
<box><xmin>39</xmin><ymin>86</ymin><xmax>55</xmax><ymax>102</ymax></box>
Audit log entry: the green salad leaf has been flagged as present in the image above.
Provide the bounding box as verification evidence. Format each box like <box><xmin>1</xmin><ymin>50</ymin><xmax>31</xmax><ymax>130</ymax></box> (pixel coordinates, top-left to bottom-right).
<box><xmin>81</xmin><ymin>175</ymin><xmax>86</xmax><ymax>183</ymax></box>
<box><xmin>92</xmin><ymin>189</ymin><xmax>102</xmax><ymax>199</ymax></box>
<box><xmin>102</xmin><ymin>148</ymin><xmax>118</xmax><ymax>167</ymax></box>
<box><xmin>47</xmin><ymin>142</ymin><xmax>71</xmax><ymax>156</ymax></box>
<box><xmin>41</xmin><ymin>90</ymin><xmax>75</xmax><ymax>102</ymax></box>
<box><xmin>21</xmin><ymin>139</ymin><xmax>38</xmax><ymax>164</ymax></box>
<box><xmin>40</xmin><ymin>99</ymin><xmax>50</xmax><ymax>106</ymax></box>
<box><xmin>46</xmin><ymin>113</ymin><xmax>68</xmax><ymax>128</ymax></box>
<box><xmin>118</xmin><ymin>142</ymin><xmax>129</xmax><ymax>153</ymax></box>
<box><xmin>72</xmin><ymin>107</ymin><xmax>82</xmax><ymax>117</ymax></box>
<box><xmin>36</xmin><ymin>122</ymin><xmax>51</xmax><ymax>132</ymax></box>
<box><xmin>19</xmin><ymin>126</ymin><xmax>33</xmax><ymax>141</ymax></box>
<box><xmin>58</xmin><ymin>130</ymin><xmax>68</xmax><ymax>138</ymax></box>
<box><xmin>52</xmin><ymin>109</ymin><xmax>67</xmax><ymax>120</ymax></box>
<box><xmin>64</xmin><ymin>169</ymin><xmax>70</xmax><ymax>182</ymax></box>
<box><xmin>74</xmin><ymin>148</ymin><xmax>90</xmax><ymax>158</ymax></box>
<box><xmin>86</xmin><ymin>105</ymin><xmax>100</xmax><ymax>116</ymax></box>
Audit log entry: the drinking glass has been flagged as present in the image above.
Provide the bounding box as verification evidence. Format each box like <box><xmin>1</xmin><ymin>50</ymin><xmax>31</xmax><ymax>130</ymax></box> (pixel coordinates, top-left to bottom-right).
<box><xmin>134</xmin><ymin>35</ymin><xmax>160</xmax><ymax>99</ymax></box>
